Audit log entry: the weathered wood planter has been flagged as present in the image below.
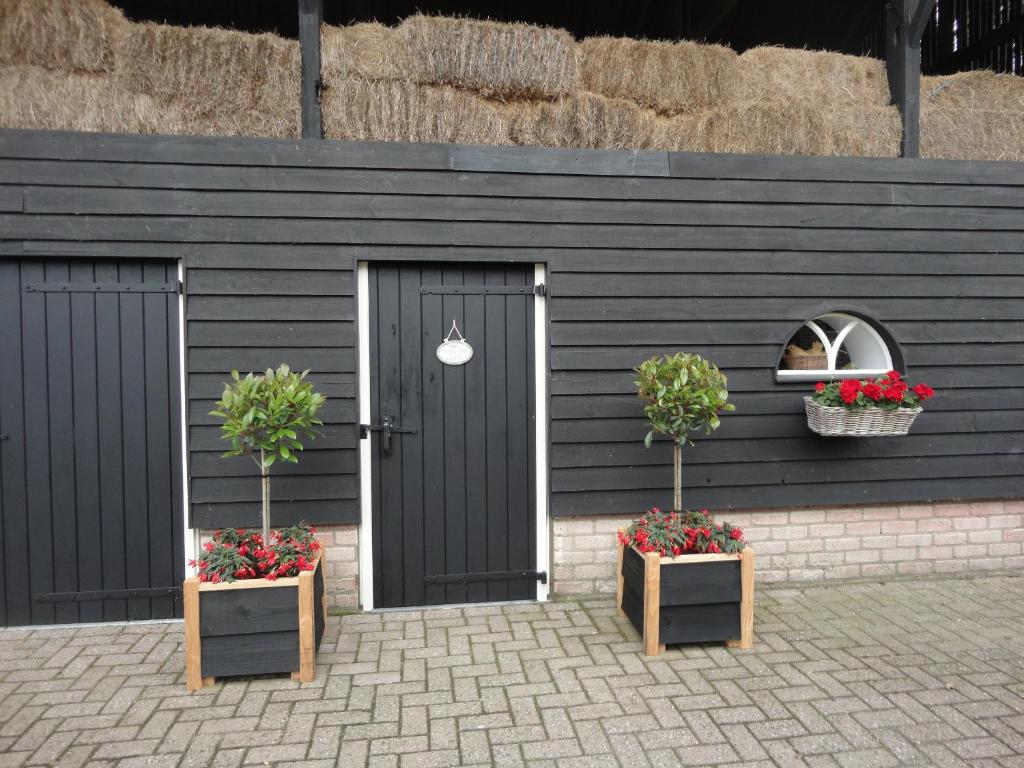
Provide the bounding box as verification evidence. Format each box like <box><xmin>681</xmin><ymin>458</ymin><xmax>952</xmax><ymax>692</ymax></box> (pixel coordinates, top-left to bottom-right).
<box><xmin>616</xmin><ymin>537</ymin><xmax>754</xmax><ymax>656</ymax></box>
<box><xmin>183</xmin><ymin>555</ymin><xmax>326</xmax><ymax>691</ymax></box>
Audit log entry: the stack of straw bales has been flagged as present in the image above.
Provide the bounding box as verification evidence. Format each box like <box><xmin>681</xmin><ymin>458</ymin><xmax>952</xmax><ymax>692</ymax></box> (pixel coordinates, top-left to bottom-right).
<box><xmin>0</xmin><ymin>0</ymin><xmax>300</xmax><ymax>138</ymax></box>
<box><xmin>320</xmin><ymin>15</ymin><xmax>903</xmax><ymax>158</ymax></box>
<box><xmin>1</xmin><ymin>0</ymin><xmax>1021</xmax><ymax>161</ymax></box>
<box><xmin>921</xmin><ymin>71</ymin><xmax>1024</xmax><ymax>161</ymax></box>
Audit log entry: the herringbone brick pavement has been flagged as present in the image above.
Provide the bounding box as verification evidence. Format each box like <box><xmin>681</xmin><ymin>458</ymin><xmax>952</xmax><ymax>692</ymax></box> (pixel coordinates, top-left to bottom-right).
<box><xmin>2</xmin><ymin>575</ymin><xmax>1024</xmax><ymax>767</ymax></box>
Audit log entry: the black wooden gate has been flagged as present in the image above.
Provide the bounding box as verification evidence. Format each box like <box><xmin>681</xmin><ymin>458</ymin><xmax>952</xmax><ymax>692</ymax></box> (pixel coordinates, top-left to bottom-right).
<box><xmin>0</xmin><ymin>259</ymin><xmax>184</xmax><ymax>626</ymax></box>
<box><xmin>367</xmin><ymin>263</ymin><xmax>538</xmax><ymax>608</ymax></box>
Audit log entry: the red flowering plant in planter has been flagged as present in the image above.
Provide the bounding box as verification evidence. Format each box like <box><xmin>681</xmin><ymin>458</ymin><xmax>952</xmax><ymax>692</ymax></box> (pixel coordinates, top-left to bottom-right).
<box><xmin>188</xmin><ymin>524</ymin><xmax>321</xmax><ymax>584</ymax></box>
<box><xmin>806</xmin><ymin>370</ymin><xmax>934</xmax><ymax>437</ymax></box>
<box><xmin>618</xmin><ymin>507</ymin><xmax>747</xmax><ymax>558</ymax></box>
<box><xmin>812</xmin><ymin>370</ymin><xmax>935</xmax><ymax>409</ymax></box>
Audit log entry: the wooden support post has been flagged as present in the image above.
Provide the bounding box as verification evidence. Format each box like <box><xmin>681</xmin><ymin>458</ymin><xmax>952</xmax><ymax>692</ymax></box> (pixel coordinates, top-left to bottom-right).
<box><xmin>726</xmin><ymin>548</ymin><xmax>755</xmax><ymax>650</ymax></box>
<box><xmin>183</xmin><ymin>578</ymin><xmax>203</xmax><ymax>692</ymax></box>
<box><xmin>297</xmin><ymin>0</ymin><xmax>323</xmax><ymax>140</ymax></box>
<box><xmin>642</xmin><ymin>551</ymin><xmax>661</xmax><ymax>656</ymax></box>
<box><xmin>886</xmin><ymin>0</ymin><xmax>935</xmax><ymax>158</ymax></box>
<box><xmin>615</xmin><ymin>532</ymin><xmax>625</xmax><ymax>618</ymax></box>
<box><xmin>295</xmin><ymin>566</ymin><xmax>316</xmax><ymax>683</ymax></box>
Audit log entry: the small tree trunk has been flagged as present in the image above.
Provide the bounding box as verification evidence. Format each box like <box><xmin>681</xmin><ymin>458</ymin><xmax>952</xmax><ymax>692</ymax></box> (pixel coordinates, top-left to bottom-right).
<box><xmin>260</xmin><ymin>448</ymin><xmax>271</xmax><ymax>546</ymax></box>
<box><xmin>673</xmin><ymin>440</ymin><xmax>682</xmax><ymax>511</ymax></box>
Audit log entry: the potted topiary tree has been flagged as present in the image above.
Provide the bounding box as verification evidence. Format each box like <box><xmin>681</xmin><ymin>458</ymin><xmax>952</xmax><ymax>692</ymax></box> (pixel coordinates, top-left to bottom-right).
<box><xmin>183</xmin><ymin>364</ymin><xmax>327</xmax><ymax>691</ymax></box>
<box><xmin>617</xmin><ymin>353</ymin><xmax>755</xmax><ymax>655</ymax></box>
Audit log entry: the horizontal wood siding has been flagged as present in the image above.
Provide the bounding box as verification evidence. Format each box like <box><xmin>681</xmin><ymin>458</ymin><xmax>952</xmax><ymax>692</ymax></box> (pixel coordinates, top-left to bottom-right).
<box><xmin>1</xmin><ymin>129</ymin><xmax>1021</xmax><ymax>524</ymax></box>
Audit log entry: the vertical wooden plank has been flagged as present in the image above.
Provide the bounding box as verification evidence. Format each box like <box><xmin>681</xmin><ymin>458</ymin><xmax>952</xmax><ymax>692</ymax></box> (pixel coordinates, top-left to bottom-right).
<box><xmin>297</xmin><ymin>0</ymin><xmax>323</xmax><ymax>140</ymax></box>
<box><xmin>119</xmin><ymin>261</ymin><xmax>150</xmax><ymax>620</ymax></box>
<box><xmin>483</xmin><ymin>268</ymin><xmax>508</xmax><ymax>602</ymax></box>
<box><xmin>727</xmin><ymin>548</ymin><xmax>756</xmax><ymax>650</ymax></box>
<box><xmin>615</xmin><ymin>534</ymin><xmax>625</xmax><ymax>618</ymax></box>
<box><xmin>368</xmin><ymin>265</ymin><xmax>383</xmax><ymax>609</ymax></box>
<box><xmin>143</xmin><ymin>261</ymin><xmax>175</xmax><ymax>619</ymax></box>
<box><xmin>462</xmin><ymin>267</ymin><xmax>488</xmax><ymax>604</ymax></box>
<box><xmin>20</xmin><ymin>261</ymin><xmax>54</xmax><ymax>625</ymax></box>
<box><xmin>375</xmin><ymin>265</ymin><xmax>405</xmax><ymax>608</ymax></box>
<box><xmin>0</xmin><ymin>260</ymin><xmax>29</xmax><ymax>625</ymax></box>
<box><xmin>94</xmin><ymin>262</ymin><xmax>127</xmax><ymax>621</ymax></box>
<box><xmin>441</xmin><ymin>266</ymin><xmax>467</xmax><ymax>604</ymax></box>
<box><xmin>45</xmin><ymin>260</ymin><xmax>78</xmax><ymax>625</ymax></box>
<box><xmin>503</xmin><ymin>268</ymin><xmax>531</xmax><ymax>600</ymax></box>
<box><xmin>296</xmin><ymin>567</ymin><xmax>315</xmax><ymax>682</ymax></box>
<box><xmin>398</xmin><ymin>266</ymin><xmax>425</xmax><ymax>607</ymax></box>
<box><xmin>69</xmin><ymin>260</ymin><xmax>103</xmax><ymax>623</ymax></box>
<box><xmin>643</xmin><ymin>552</ymin><xmax>661</xmax><ymax>656</ymax></box>
<box><xmin>183</xmin><ymin>578</ymin><xmax>203</xmax><ymax>691</ymax></box>
<box><xmin>420</xmin><ymin>265</ymin><xmax>446</xmax><ymax>606</ymax></box>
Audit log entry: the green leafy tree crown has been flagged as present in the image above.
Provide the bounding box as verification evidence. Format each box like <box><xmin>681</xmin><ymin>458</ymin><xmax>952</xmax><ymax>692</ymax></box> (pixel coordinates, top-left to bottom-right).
<box><xmin>634</xmin><ymin>353</ymin><xmax>734</xmax><ymax>448</ymax></box>
<box><xmin>210</xmin><ymin>364</ymin><xmax>325</xmax><ymax>471</ymax></box>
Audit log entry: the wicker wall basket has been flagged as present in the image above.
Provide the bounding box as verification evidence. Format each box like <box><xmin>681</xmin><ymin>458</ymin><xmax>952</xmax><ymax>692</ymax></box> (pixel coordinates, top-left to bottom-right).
<box><xmin>804</xmin><ymin>396</ymin><xmax>923</xmax><ymax>436</ymax></box>
<box><xmin>782</xmin><ymin>353</ymin><xmax>828</xmax><ymax>370</ymax></box>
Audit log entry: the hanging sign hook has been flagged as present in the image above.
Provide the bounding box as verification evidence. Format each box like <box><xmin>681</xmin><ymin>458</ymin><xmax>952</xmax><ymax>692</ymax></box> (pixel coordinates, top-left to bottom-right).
<box><xmin>437</xmin><ymin>318</ymin><xmax>473</xmax><ymax>366</ymax></box>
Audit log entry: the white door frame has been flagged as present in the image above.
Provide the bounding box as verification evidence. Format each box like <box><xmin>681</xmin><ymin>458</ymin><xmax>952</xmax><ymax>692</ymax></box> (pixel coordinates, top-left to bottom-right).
<box><xmin>356</xmin><ymin>261</ymin><xmax>550</xmax><ymax>610</ymax></box>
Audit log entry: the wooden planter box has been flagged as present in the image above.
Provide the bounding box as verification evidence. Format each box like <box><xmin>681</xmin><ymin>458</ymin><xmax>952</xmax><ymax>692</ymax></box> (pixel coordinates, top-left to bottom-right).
<box><xmin>184</xmin><ymin>555</ymin><xmax>326</xmax><ymax>691</ymax></box>
<box><xmin>616</xmin><ymin>536</ymin><xmax>754</xmax><ymax>656</ymax></box>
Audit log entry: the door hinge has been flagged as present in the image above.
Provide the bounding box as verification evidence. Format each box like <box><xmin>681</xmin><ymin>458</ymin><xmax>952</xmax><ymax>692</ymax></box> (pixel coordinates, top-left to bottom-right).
<box><xmin>24</xmin><ymin>281</ymin><xmax>182</xmax><ymax>294</ymax></box>
<box><xmin>34</xmin><ymin>586</ymin><xmax>183</xmax><ymax>603</ymax></box>
<box><xmin>423</xmin><ymin>570</ymin><xmax>547</xmax><ymax>585</ymax></box>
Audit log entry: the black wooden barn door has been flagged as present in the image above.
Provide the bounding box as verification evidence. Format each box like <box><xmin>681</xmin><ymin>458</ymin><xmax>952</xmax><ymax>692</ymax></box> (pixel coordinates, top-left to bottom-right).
<box><xmin>0</xmin><ymin>259</ymin><xmax>184</xmax><ymax>626</ymax></box>
<box><xmin>368</xmin><ymin>263</ymin><xmax>537</xmax><ymax>608</ymax></box>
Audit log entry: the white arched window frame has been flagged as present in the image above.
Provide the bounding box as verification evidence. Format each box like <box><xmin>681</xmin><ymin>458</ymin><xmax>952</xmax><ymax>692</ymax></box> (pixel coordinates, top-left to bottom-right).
<box><xmin>777</xmin><ymin>312</ymin><xmax>894</xmax><ymax>382</ymax></box>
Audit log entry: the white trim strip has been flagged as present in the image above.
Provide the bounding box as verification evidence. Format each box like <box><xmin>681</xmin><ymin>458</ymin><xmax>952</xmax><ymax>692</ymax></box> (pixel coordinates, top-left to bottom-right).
<box><xmin>357</xmin><ymin>262</ymin><xmax>374</xmax><ymax>611</ymax></box>
<box><xmin>534</xmin><ymin>263</ymin><xmax>550</xmax><ymax>603</ymax></box>
<box><xmin>178</xmin><ymin>261</ymin><xmax>196</xmax><ymax>570</ymax></box>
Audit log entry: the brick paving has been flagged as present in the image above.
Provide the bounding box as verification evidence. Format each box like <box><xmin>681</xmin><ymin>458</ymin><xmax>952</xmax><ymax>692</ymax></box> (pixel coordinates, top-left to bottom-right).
<box><xmin>2</xmin><ymin>575</ymin><xmax>1024</xmax><ymax>767</ymax></box>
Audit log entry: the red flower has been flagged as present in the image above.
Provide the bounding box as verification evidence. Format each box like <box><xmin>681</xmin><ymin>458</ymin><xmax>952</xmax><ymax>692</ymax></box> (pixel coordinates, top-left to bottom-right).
<box><xmin>203</xmin><ymin>541</ymin><xmax>215</xmax><ymax>553</ymax></box>
<box><xmin>884</xmin><ymin>386</ymin><xmax>904</xmax><ymax>401</ymax></box>
<box><xmin>264</xmin><ymin>572</ymin><xmax>278</xmax><ymax>581</ymax></box>
<box><xmin>912</xmin><ymin>383</ymin><xmax>934</xmax><ymax>400</ymax></box>
<box><xmin>671</xmin><ymin>545</ymin><xmax>682</xmax><ymax>556</ymax></box>
<box><xmin>708</xmin><ymin>542</ymin><xmax>721</xmax><ymax>553</ymax></box>
<box><xmin>887</xmin><ymin>370</ymin><xmax>902</xmax><ymax>381</ymax></box>
<box><xmin>861</xmin><ymin>383</ymin><xmax>882</xmax><ymax>401</ymax></box>
<box><xmin>210</xmin><ymin>573</ymin><xmax>221</xmax><ymax>584</ymax></box>
<box><xmin>730</xmin><ymin>528</ymin><xmax>743</xmax><ymax>540</ymax></box>
<box><xmin>814</xmin><ymin>382</ymin><xmax>826</xmax><ymax>392</ymax></box>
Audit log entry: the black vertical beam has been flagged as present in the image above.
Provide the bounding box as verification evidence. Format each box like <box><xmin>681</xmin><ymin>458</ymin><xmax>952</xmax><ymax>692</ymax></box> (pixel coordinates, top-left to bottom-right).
<box><xmin>887</xmin><ymin>0</ymin><xmax>938</xmax><ymax>158</ymax></box>
<box><xmin>298</xmin><ymin>0</ymin><xmax>323</xmax><ymax>140</ymax></box>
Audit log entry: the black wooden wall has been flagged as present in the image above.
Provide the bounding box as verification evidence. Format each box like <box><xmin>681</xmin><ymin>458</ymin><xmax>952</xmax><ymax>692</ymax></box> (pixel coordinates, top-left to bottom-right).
<box><xmin>1</xmin><ymin>129</ymin><xmax>1021</xmax><ymax>525</ymax></box>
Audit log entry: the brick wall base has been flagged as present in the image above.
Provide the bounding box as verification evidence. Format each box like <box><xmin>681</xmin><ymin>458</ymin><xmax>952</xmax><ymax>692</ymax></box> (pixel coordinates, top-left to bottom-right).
<box><xmin>551</xmin><ymin>500</ymin><xmax>1024</xmax><ymax>595</ymax></box>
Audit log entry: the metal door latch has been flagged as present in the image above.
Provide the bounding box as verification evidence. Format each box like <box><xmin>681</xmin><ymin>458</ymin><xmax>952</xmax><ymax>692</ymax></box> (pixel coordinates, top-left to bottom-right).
<box><xmin>359</xmin><ymin>416</ymin><xmax>417</xmax><ymax>453</ymax></box>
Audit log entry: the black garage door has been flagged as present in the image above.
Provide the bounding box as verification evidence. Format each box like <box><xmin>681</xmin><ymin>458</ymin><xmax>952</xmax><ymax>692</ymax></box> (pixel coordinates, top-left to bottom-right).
<box><xmin>368</xmin><ymin>263</ymin><xmax>537</xmax><ymax>608</ymax></box>
<box><xmin>0</xmin><ymin>259</ymin><xmax>184</xmax><ymax>626</ymax></box>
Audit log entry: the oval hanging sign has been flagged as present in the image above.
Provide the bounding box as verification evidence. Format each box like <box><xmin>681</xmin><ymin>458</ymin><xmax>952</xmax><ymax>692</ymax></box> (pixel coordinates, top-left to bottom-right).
<box><xmin>437</xmin><ymin>319</ymin><xmax>473</xmax><ymax>366</ymax></box>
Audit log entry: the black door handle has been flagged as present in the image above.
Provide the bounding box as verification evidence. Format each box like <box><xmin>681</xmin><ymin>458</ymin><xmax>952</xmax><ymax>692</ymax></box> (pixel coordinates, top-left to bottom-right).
<box><xmin>359</xmin><ymin>417</ymin><xmax>416</xmax><ymax>454</ymax></box>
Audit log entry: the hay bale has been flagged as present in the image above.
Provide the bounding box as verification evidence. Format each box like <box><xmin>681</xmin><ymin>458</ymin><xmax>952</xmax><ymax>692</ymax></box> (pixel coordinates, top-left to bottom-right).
<box><xmin>0</xmin><ymin>0</ymin><xmax>125</xmax><ymax>72</ymax></box>
<box><xmin>115</xmin><ymin>21</ymin><xmax>300</xmax><ymax>124</ymax></box>
<box><xmin>654</xmin><ymin>102</ymin><xmax>900</xmax><ymax>158</ymax></box>
<box><xmin>321</xmin><ymin>22</ymin><xmax>411</xmax><ymax>82</ymax></box>
<box><xmin>921</xmin><ymin>106</ymin><xmax>1024</xmax><ymax>162</ymax></box>
<box><xmin>922</xmin><ymin>71</ymin><xmax>1024</xmax><ymax>112</ymax></box>
<box><xmin>322</xmin><ymin>78</ymin><xmax>510</xmax><ymax>145</ymax></box>
<box><xmin>0</xmin><ymin>65</ymin><xmax>175</xmax><ymax>133</ymax></box>
<box><xmin>509</xmin><ymin>92</ymin><xmax>657</xmax><ymax>151</ymax></box>
<box><xmin>400</xmin><ymin>14</ymin><xmax>578</xmax><ymax>101</ymax></box>
<box><xmin>579</xmin><ymin>36</ymin><xmax>736</xmax><ymax>115</ymax></box>
<box><xmin>728</xmin><ymin>46</ymin><xmax>890</xmax><ymax>107</ymax></box>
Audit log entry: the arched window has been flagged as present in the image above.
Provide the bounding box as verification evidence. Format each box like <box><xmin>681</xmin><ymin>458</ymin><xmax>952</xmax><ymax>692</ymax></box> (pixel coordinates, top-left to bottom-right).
<box><xmin>776</xmin><ymin>312</ymin><xmax>898</xmax><ymax>382</ymax></box>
